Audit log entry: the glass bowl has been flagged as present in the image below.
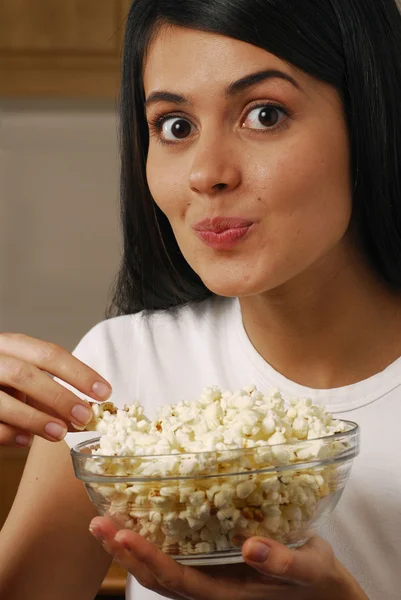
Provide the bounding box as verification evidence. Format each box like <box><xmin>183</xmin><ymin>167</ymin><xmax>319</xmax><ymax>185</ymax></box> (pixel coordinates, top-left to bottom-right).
<box><xmin>71</xmin><ymin>421</ymin><xmax>359</xmax><ymax>566</ymax></box>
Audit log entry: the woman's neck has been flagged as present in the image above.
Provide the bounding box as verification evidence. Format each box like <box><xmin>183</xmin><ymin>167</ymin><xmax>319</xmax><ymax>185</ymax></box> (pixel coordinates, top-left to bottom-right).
<box><xmin>239</xmin><ymin>242</ymin><xmax>401</xmax><ymax>388</ymax></box>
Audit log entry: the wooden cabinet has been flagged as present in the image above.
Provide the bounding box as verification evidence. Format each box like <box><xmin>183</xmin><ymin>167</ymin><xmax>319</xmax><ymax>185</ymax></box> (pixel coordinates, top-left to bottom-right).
<box><xmin>0</xmin><ymin>447</ymin><xmax>127</xmax><ymax>594</ymax></box>
<box><xmin>0</xmin><ymin>0</ymin><xmax>132</xmax><ymax>97</ymax></box>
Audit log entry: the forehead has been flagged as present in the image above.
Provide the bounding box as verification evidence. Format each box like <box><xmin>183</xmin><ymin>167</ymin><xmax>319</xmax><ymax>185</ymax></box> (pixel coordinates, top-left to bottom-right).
<box><xmin>143</xmin><ymin>25</ymin><xmax>300</xmax><ymax>95</ymax></box>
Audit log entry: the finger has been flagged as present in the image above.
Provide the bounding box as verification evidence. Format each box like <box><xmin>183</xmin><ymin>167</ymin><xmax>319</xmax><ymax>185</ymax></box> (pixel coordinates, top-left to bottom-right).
<box><xmin>0</xmin><ymin>385</ymin><xmax>27</xmax><ymax>403</ymax></box>
<box><xmin>242</xmin><ymin>535</ymin><xmax>335</xmax><ymax>585</ymax></box>
<box><xmin>89</xmin><ymin>518</ymin><xmax>184</xmax><ymax>600</ymax></box>
<box><xmin>114</xmin><ymin>529</ymin><xmax>229</xmax><ymax>600</ymax></box>
<box><xmin>0</xmin><ymin>382</ymin><xmax>82</xmax><ymax>435</ymax></box>
<box><xmin>0</xmin><ymin>333</ymin><xmax>111</xmax><ymax>401</ymax></box>
<box><xmin>0</xmin><ymin>355</ymin><xmax>97</xmax><ymax>431</ymax></box>
<box><xmin>0</xmin><ymin>388</ymin><xmax>69</xmax><ymax>442</ymax></box>
<box><xmin>0</xmin><ymin>422</ymin><xmax>33</xmax><ymax>447</ymax></box>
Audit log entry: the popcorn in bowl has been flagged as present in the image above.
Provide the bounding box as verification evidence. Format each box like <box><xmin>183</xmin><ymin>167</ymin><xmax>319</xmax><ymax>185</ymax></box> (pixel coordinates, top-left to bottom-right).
<box><xmin>71</xmin><ymin>386</ymin><xmax>359</xmax><ymax>565</ymax></box>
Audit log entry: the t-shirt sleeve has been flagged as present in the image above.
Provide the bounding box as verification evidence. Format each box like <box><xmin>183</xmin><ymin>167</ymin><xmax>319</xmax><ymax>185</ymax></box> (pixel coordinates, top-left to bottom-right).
<box><xmin>58</xmin><ymin>321</ymin><xmax>108</xmax><ymax>449</ymax></box>
<box><xmin>57</xmin><ymin>314</ymin><xmax>141</xmax><ymax>449</ymax></box>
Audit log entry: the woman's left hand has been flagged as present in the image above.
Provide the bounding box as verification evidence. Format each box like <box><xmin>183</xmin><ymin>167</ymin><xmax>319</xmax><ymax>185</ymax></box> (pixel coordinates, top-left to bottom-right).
<box><xmin>89</xmin><ymin>516</ymin><xmax>368</xmax><ymax>600</ymax></box>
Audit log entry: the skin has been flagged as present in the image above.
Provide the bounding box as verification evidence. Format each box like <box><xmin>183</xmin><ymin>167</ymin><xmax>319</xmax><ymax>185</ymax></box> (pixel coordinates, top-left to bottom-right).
<box><xmin>0</xmin><ymin>333</ymin><xmax>112</xmax><ymax>446</ymax></box>
<box><xmin>89</xmin><ymin>518</ymin><xmax>368</xmax><ymax>600</ymax></box>
<box><xmin>89</xmin><ymin>24</ymin><xmax>379</xmax><ymax>598</ymax></box>
<box><xmin>145</xmin><ymin>25</ymin><xmax>401</xmax><ymax>389</ymax></box>
<box><xmin>145</xmin><ymin>27</ymin><xmax>353</xmax><ymax>301</ymax></box>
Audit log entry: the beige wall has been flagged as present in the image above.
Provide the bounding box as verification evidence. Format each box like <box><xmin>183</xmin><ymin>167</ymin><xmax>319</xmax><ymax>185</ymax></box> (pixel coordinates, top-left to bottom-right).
<box><xmin>0</xmin><ymin>100</ymin><xmax>121</xmax><ymax>351</ymax></box>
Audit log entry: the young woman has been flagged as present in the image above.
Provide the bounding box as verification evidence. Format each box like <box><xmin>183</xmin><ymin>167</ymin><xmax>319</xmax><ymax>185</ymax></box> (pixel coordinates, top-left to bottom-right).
<box><xmin>0</xmin><ymin>0</ymin><xmax>400</xmax><ymax>598</ymax></box>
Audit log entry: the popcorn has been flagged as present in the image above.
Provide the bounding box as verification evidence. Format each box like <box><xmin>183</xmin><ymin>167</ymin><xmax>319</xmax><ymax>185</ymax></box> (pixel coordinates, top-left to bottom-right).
<box><xmin>83</xmin><ymin>385</ymin><xmax>351</xmax><ymax>559</ymax></box>
<box><xmin>214</xmin><ymin>484</ymin><xmax>235</xmax><ymax>509</ymax></box>
<box><xmin>236</xmin><ymin>480</ymin><xmax>256</xmax><ymax>499</ymax></box>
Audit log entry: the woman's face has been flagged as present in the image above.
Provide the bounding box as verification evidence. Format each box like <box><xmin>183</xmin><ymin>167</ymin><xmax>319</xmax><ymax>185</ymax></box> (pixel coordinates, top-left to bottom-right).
<box><xmin>144</xmin><ymin>26</ymin><xmax>352</xmax><ymax>297</ymax></box>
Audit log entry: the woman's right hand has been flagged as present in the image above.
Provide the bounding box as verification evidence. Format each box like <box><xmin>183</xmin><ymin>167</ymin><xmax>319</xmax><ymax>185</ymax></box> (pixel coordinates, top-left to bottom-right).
<box><xmin>0</xmin><ymin>332</ymin><xmax>112</xmax><ymax>448</ymax></box>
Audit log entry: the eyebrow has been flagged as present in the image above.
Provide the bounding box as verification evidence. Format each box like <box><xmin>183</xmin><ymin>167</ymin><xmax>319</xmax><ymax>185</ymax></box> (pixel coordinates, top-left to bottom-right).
<box><xmin>144</xmin><ymin>69</ymin><xmax>300</xmax><ymax>109</ymax></box>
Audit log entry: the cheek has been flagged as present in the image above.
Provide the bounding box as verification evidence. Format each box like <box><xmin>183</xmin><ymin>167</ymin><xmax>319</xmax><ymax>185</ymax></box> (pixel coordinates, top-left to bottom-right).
<box><xmin>145</xmin><ymin>119</ymin><xmax>352</xmax><ymax>295</ymax></box>
<box><xmin>256</xmin><ymin>130</ymin><xmax>352</xmax><ymax>246</ymax></box>
<box><xmin>146</xmin><ymin>151</ymin><xmax>186</xmax><ymax>221</ymax></box>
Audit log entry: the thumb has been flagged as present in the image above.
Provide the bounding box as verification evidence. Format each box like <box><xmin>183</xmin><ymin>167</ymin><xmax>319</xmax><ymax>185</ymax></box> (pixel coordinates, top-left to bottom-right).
<box><xmin>242</xmin><ymin>535</ymin><xmax>335</xmax><ymax>585</ymax></box>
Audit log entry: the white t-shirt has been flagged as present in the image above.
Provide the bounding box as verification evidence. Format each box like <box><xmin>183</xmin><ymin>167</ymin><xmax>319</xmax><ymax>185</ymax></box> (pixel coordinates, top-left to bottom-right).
<box><xmin>65</xmin><ymin>296</ymin><xmax>401</xmax><ymax>600</ymax></box>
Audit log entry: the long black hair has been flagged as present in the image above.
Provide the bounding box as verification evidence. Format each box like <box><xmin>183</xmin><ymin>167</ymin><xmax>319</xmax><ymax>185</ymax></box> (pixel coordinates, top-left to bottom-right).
<box><xmin>107</xmin><ymin>0</ymin><xmax>401</xmax><ymax>316</ymax></box>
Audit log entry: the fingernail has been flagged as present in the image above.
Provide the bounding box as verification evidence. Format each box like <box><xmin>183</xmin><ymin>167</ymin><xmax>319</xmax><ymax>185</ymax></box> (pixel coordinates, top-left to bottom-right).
<box><xmin>45</xmin><ymin>422</ymin><xmax>67</xmax><ymax>440</ymax></box>
<box><xmin>121</xmin><ymin>541</ymin><xmax>131</xmax><ymax>552</ymax></box>
<box><xmin>92</xmin><ymin>381</ymin><xmax>111</xmax><ymax>400</ymax></box>
<box><xmin>15</xmin><ymin>434</ymin><xmax>32</xmax><ymax>447</ymax></box>
<box><xmin>71</xmin><ymin>404</ymin><xmax>92</xmax><ymax>425</ymax></box>
<box><xmin>114</xmin><ymin>533</ymin><xmax>130</xmax><ymax>550</ymax></box>
<box><xmin>247</xmin><ymin>541</ymin><xmax>270</xmax><ymax>563</ymax></box>
<box><xmin>89</xmin><ymin>525</ymin><xmax>105</xmax><ymax>542</ymax></box>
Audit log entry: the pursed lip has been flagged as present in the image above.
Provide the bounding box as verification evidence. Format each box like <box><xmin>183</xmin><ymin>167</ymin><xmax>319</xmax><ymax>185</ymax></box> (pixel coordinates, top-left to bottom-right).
<box><xmin>193</xmin><ymin>217</ymin><xmax>254</xmax><ymax>233</ymax></box>
<box><xmin>192</xmin><ymin>217</ymin><xmax>256</xmax><ymax>250</ymax></box>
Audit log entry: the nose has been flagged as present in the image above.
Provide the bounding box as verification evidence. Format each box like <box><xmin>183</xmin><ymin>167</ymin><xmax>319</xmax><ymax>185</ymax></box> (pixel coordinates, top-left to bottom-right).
<box><xmin>189</xmin><ymin>136</ymin><xmax>241</xmax><ymax>195</ymax></box>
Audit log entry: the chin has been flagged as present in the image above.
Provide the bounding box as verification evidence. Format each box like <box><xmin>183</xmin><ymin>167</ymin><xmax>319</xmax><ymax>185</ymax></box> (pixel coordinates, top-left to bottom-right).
<box><xmin>199</xmin><ymin>272</ymin><xmax>271</xmax><ymax>298</ymax></box>
<box><xmin>187</xmin><ymin>252</ymin><xmax>289</xmax><ymax>298</ymax></box>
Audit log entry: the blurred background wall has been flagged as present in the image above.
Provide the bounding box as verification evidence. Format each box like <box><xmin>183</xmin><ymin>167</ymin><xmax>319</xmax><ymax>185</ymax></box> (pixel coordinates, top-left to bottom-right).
<box><xmin>0</xmin><ymin>99</ymin><xmax>120</xmax><ymax>350</ymax></box>
<box><xmin>0</xmin><ymin>1</ymin><xmax>130</xmax><ymax>595</ymax></box>
<box><xmin>0</xmin><ymin>97</ymin><xmax>123</xmax><ymax>598</ymax></box>
<box><xmin>0</xmin><ymin>0</ymin><xmax>129</xmax><ymax>350</ymax></box>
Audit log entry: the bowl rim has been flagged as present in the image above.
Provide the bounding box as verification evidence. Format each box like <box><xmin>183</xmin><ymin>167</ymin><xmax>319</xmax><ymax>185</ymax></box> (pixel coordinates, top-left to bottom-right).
<box><xmin>70</xmin><ymin>419</ymin><xmax>359</xmax><ymax>460</ymax></box>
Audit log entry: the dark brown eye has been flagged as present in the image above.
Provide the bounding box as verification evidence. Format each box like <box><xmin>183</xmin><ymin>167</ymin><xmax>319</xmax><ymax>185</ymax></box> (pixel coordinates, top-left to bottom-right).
<box><xmin>258</xmin><ymin>107</ymin><xmax>279</xmax><ymax>127</ymax></box>
<box><xmin>244</xmin><ymin>105</ymin><xmax>286</xmax><ymax>130</ymax></box>
<box><xmin>161</xmin><ymin>117</ymin><xmax>193</xmax><ymax>141</ymax></box>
